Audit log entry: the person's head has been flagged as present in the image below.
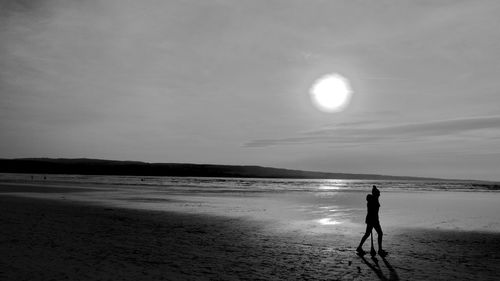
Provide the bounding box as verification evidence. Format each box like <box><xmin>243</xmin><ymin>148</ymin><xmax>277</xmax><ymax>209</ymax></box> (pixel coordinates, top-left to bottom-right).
<box><xmin>372</xmin><ymin>185</ymin><xmax>380</xmax><ymax>197</ymax></box>
<box><xmin>366</xmin><ymin>194</ymin><xmax>373</xmax><ymax>201</ymax></box>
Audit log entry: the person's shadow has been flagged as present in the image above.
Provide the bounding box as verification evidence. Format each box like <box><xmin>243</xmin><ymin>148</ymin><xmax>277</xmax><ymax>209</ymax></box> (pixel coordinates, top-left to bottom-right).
<box><xmin>358</xmin><ymin>255</ymin><xmax>399</xmax><ymax>281</ymax></box>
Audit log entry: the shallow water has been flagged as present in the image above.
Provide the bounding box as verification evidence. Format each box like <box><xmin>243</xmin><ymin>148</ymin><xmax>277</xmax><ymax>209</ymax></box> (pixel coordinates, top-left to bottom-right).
<box><xmin>1</xmin><ymin>173</ymin><xmax>500</xmax><ymax>235</ymax></box>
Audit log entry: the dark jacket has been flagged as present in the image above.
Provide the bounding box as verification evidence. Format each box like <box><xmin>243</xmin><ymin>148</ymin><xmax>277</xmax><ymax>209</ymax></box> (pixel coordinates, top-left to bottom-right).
<box><xmin>365</xmin><ymin>195</ymin><xmax>380</xmax><ymax>224</ymax></box>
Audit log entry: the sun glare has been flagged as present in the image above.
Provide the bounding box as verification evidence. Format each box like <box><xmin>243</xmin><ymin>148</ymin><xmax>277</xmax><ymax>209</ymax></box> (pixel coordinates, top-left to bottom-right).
<box><xmin>309</xmin><ymin>73</ymin><xmax>352</xmax><ymax>112</ymax></box>
<box><xmin>317</xmin><ymin>218</ymin><xmax>341</xmax><ymax>225</ymax></box>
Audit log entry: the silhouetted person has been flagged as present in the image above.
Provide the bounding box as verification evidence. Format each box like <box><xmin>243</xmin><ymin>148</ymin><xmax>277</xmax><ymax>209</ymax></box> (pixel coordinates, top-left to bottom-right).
<box><xmin>357</xmin><ymin>185</ymin><xmax>388</xmax><ymax>257</ymax></box>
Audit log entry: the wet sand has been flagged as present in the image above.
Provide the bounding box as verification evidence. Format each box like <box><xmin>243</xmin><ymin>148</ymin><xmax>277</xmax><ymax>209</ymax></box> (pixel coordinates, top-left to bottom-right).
<box><xmin>1</xmin><ymin>185</ymin><xmax>500</xmax><ymax>280</ymax></box>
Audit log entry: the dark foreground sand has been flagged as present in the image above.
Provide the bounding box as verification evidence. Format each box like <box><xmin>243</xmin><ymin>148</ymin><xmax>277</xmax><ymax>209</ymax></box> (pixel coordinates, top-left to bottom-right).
<box><xmin>1</xmin><ymin>194</ymin><xmax>499</xmax><ymax>280</ymax></box>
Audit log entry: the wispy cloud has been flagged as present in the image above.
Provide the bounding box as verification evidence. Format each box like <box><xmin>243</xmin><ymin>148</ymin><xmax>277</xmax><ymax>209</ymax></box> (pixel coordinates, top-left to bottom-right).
<box><xmin>244</xmin><ymin>116</ymin><xmax>500</xmax><ymax>147</ymax></box>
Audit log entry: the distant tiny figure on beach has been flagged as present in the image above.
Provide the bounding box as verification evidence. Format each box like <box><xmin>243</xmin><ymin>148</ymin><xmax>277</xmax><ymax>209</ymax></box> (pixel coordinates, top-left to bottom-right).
<box><xmin>356</xmin><ymin>185</ymin><xmax>388</xmax><ymax>257</ymax></box>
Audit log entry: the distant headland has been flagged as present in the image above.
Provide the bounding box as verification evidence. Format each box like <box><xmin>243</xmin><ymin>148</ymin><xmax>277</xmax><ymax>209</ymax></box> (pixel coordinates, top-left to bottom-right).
<box><xmin>0</xmin><ymin>158</ymin><xmax>452</xmax><ymax>181</ymax></box>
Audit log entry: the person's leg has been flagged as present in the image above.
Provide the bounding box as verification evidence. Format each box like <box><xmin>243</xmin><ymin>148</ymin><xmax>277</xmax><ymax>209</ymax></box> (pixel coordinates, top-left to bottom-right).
<box><xmin>373</xmin><ymin>223</ymin><xmax>383</xmax><ymax>250</ymax></box>
<box><xmin>373</xmin><ymin>223</ymin><xmax>388</xmax><ymax>256</ymax></box>
<box><xmin>357</xmin><ymin>224</ymin><xmax>373</xmax><ymax>251</ymax></box>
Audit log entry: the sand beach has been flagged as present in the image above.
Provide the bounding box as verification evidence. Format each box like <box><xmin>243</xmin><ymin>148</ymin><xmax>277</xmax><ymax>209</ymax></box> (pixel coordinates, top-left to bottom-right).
<box><xmin>1</xmin><ymin>180</ymin><xmax>499</xmax><ymax>280</ymax></box>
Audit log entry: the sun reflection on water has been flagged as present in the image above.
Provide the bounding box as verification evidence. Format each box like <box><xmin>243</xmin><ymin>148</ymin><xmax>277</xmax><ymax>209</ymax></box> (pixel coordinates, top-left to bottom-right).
<box><xmin>317</xmin><ymin>179</ymin><xmax>350</xmax><ymax>191</ymax></box>
<box><xmin>318</xmin><ymin>185</ymin><xmax>342</xmax><ymax>190</ymax></box>
<box><xmin>317</xmin><ymin>218</ymin><xmax>341</xmax><ymax>225</ymax></box>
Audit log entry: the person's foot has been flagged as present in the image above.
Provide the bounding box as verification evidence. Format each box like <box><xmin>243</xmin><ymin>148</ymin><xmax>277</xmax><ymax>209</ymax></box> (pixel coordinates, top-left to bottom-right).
<box><xmin>378</xmin><ymin>249</ymin><xmax>388</xmax><ymax>257</ymax></box>
<box><xmin>356</xmin><ymin>247</ymin><xmax>366</xmax><ymax>255</ymax></box>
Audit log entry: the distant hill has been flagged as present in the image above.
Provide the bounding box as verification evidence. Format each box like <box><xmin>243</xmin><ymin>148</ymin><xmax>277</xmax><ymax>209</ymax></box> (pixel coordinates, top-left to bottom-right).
<box><xmin>0</xmin><ymin>158</ymin><xmax>444</xmax><ymax>180</ymax></box>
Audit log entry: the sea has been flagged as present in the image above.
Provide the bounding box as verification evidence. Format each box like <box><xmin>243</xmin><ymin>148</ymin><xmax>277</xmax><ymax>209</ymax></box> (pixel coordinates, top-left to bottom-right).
<box><xmin>0</xmin><ymin>173</ymin><xmax>498</xmax><ymax>193</ymax></box>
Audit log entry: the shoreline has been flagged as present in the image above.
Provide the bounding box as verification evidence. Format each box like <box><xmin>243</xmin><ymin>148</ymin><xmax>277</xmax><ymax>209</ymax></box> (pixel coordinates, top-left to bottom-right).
<box><xmin>1</xmin><ymin>192</ymin><xmax>500</xmax><ymax>280</ymax></box>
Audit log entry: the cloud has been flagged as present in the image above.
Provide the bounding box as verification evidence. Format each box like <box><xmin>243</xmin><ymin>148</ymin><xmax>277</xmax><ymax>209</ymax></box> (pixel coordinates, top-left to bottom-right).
<box><xmin>244</xmin><ymin>115</ymin><xmax>500</xmax><ymax>147</ymax></box>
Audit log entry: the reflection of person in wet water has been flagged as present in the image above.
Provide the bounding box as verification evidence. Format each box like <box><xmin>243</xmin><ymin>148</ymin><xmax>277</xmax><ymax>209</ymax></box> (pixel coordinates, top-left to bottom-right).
<box><xmin>357</xmin><ymin>185</ymin><xmax>388</xmax><ymax>257</ymax></box>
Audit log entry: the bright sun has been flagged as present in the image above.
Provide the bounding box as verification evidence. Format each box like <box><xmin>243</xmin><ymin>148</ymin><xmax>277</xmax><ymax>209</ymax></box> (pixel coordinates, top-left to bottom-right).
<box><xmin>309</xmin><ymin>73</ymin><xmax>352</xmax><ymax>112</ymax></box>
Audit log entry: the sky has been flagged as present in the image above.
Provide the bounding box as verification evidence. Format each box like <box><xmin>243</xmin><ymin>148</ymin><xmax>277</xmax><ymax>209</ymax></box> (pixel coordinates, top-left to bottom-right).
<box><xmin>1</xmin><ymin>0</ymin><xmax>500</xmax><ymax>181</ymax></box>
